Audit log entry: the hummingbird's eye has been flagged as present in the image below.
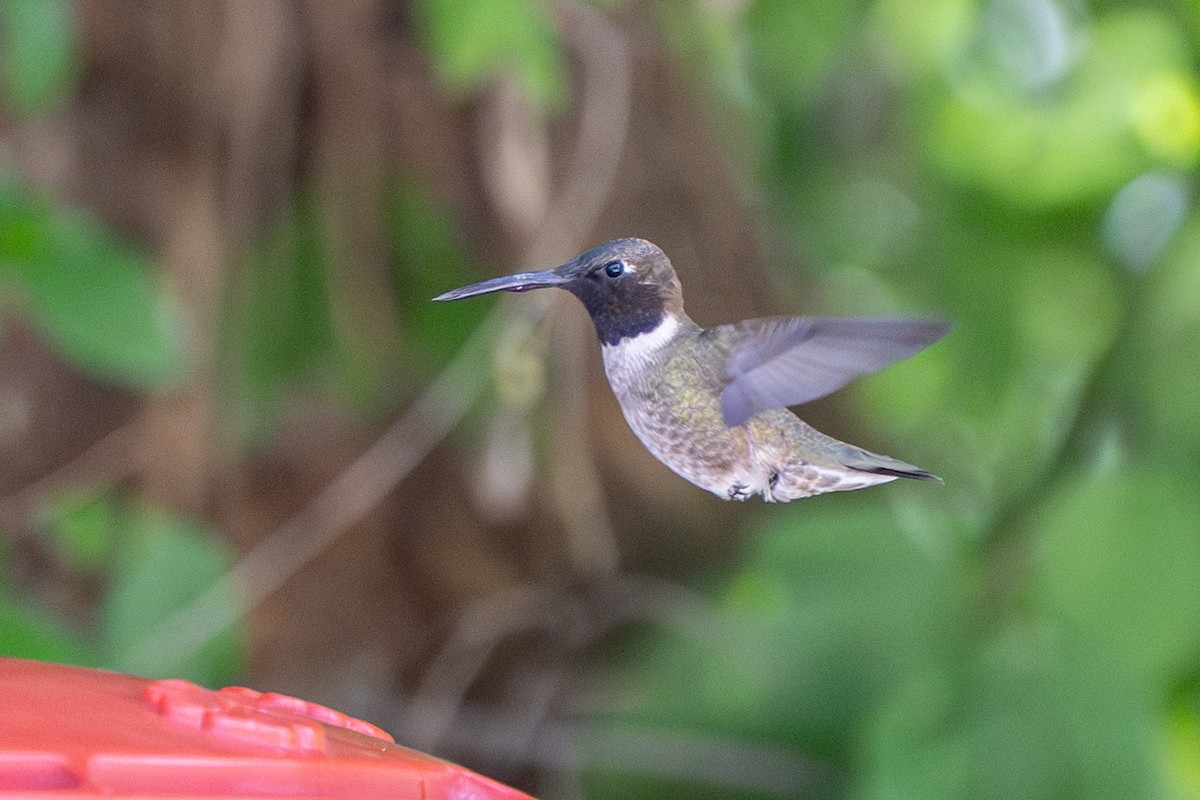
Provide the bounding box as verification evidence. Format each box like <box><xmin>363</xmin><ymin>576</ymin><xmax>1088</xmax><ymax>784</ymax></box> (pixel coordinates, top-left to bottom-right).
<box><xmin>604</xmin><ymin>260</ymin><xmax>626</xmax><ymax>278</ymax></box>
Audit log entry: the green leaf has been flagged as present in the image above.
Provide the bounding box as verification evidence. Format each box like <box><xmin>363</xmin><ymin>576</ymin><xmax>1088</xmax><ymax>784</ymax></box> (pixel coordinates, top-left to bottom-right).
<box><xmin>1126</xmin><ymin>214</ymin><xmax>1200</xmax><ymax>466</ymax></box>
<box><xmin>101</xmin><ymin>508</ymin><xmax>241</xmax><ymax>686</ymax></box>
<box><xmin>863</xmin><ymin>623</ymin><xmax>1161</xmax><ymax>799</ymax></box>
<box><xmin>1163</xmin><ymin>696</ymin><xmax>1200</xmax><ymax>800</ymax></box>
<box><xmin>658</xmin><ymin>0</ymin><xmax>756</xmax><ymax>116</ymax></box>
<box><xmin>744</xmin><ymin>0</ymin><xmax>864</xmax><ymax>106</ymax></box>
<box><xmin>1029</xmin><ymin>465</ymin><xmax>1200</xmax><ymax>686</ymax></box>
<box><xmin>925</xmin><ymin>9</ymin><xmax>1197</xmax><ymax>207</ymax></box>
<box><xmin>224</xmin><ymin>184</ymin><xmax>475</xmax><ymax>443</ymax></box>
<box><xmin>0</xmin><ymin>597</ymin><xmax>95</xmax><ymax>666</ymax></box>
<box><xmin>414</xmin><ymin>0</ymin><xmax>565</xmax><ymax>110</ymax></box>
<box><xmin>222</xmin><ymin>192</ymin><xmax>337</xmax><ymax>442</ymax></box>
<box><xmin>870</xmin><ymin>0</ymin><xmax>974</xmax><ymax>81</ymax></box>
<box><xmin>715</xmin><ymin>498</ymin><xmax>967</xmax><ymax>744</ymax></box>
<box><xmin>36</xmin><ymin>489</ymin><xmax>120</xmax><ymax>573</ymax></box>
<box><xmin>386</xmin><ymin>180</ymin><xmax>489</xmax><ymax>369</ymax></box>
<box><xmin>0</xmin><ymin>181</ymin><xmax>188</xmax><ymax>388</ymax></box>
<box><xmin>595</xmin><ymin>497</ymin><xmax>968</xmax><ymax>755</ymax></box>
<box><xmin>0</xmin><ymin>0</ymin><xmax>77</xmax><ymax>115</ymax></box>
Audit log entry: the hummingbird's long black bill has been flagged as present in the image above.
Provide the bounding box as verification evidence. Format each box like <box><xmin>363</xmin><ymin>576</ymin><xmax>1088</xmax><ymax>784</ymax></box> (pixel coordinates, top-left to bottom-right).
<box><xmin>432</xmin><ymin>270</ymin><xmax>569</xmax><ymax>301</ymax></box>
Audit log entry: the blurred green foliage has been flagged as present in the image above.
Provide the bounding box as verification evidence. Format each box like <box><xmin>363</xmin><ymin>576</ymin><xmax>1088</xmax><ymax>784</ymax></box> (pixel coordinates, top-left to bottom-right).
<box><xmin>0</xmin><ymin>0</ymin><xmax>1196</xmax><ymax>797</ymax></box>
<box><xmin>0</xmin><ymin>181</ymin><xmax>188</xmax><ymax>388</ymax></box>
<box><xmin>414</xmin><ymin>0</ymin><xmax>565</xmax><ymax>110</ymax></box>
<box><xmin>0</xmin><ymin>1</ymin><xmax>239</xmax><ymax>686</ymax></box>
<box><xmin>223</xmin><ymin>192</ymin><xmax>343</xmax><ymax>442</ymax></box>
<box><xmin>96</xmin><ymin>499</ymin><xmax>241</xmax><ymax>685</ymax></box>
<box><xmin>0</xmin><ymin>0</ymin><xmax>487</xmax><ymax>687</ymax></box>
<box><xmin>385</xmin><ymin>181</ymin><xmax>490</xmax><ymax>369</ymax></box>
<box><xmin>1</xmin><ymin>490</ymin><xmax>240</xmax><ymax>686</ymax></box>
<box><xmin>561</xmin><ymin>1</ymin><xmax>1200</xmax><ymax>798</ymax></box>
<box><xmin>222</xmin><ymin>182</ymin><xmax>486</xmax><ymax>443</ymax></box>
<box><xmin>0</xmin><ymin>0</ymin><xmax>76</xmax><ymax>116</ymax></box>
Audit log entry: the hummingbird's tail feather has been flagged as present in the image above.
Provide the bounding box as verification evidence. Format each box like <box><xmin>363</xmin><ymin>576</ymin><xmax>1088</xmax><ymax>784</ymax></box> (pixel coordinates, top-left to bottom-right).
<box><xmin>839</xmin><ymin>449</ymin><xmax>944</xmax><ymax>483</ymax></box>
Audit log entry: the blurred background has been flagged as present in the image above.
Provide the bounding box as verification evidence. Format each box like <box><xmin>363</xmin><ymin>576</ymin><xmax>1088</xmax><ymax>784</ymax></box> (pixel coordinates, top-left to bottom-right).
<box><xmin>1</xmin><ymin>0</ymin><xmax>1198</xmax><ymax>797</ymax></box>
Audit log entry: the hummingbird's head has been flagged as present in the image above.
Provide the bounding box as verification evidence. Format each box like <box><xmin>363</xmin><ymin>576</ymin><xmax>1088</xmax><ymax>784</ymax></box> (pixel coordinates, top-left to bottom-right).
<box><xmin>433</xmin><ymin>238</ymin><xmax>686</xmax><ymax>346</ymax></box>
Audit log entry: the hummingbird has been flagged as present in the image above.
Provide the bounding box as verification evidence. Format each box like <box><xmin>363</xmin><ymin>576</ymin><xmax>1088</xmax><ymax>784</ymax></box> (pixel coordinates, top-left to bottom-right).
<box><xmin>433</xmin><ymin>238</ymin><xmax>948</xmax><ymax>502</ymax></box>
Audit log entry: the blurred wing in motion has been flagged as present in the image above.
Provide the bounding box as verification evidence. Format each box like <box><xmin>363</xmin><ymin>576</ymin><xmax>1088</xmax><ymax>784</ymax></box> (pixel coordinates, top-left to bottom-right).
<box><xmin>719</xmin><ymin>316</ymin><xmax>950</xmax><ymax>427</ymax></box>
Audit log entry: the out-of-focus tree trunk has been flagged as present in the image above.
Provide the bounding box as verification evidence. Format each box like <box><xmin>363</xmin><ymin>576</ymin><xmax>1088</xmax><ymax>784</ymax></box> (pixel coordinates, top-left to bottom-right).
<box><xmin>133</xmin><ymin>4</ymin><xmax>227</xmax><ymax>516</ymax></box>
<box><xmin>305</xmin><ymin>0</ymin><xmax>401</xmax><ymax>392</ymax></box>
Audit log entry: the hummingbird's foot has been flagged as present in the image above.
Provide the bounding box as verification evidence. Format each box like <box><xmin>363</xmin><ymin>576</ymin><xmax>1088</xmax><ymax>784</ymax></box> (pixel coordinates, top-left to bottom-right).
<box><xmin>727</xmin><ymin>482</ymin><xmax>752</xmax><ymax>501</ymax></box>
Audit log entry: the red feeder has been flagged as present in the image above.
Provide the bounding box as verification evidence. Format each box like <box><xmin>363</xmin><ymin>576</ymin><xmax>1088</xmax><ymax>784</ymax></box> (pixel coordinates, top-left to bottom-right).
<box><xmin>0</xmin><ymin>657</ymin><xmax>534</xmax><ymax>799</ymax></box>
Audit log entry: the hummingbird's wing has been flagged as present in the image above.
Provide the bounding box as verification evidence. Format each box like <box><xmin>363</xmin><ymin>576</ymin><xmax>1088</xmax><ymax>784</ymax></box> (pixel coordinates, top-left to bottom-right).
<box><xmin>719</xmin><ymin>316</ymin><xmax>949</xmax><ymax>427</ymax></box>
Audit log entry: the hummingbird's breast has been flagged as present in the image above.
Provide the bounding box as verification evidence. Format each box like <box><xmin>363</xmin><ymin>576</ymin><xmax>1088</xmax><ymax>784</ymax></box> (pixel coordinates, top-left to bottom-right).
<box><xmin>600</xmin><ymin>317</ymin><xmax>900</xmax><ymax>501</ymax></box>
<box><xmin>600</xmin><ymin>317</ymin><xmax>763</xmax><ymax>498</ymax></box>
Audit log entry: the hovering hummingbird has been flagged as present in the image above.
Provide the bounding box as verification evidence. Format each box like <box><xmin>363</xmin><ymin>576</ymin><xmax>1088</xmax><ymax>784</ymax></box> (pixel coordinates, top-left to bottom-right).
<box><xmin>434</xmin><ymin>238</ymin><xmax>948</xmax><ymax>502</ymax></box>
